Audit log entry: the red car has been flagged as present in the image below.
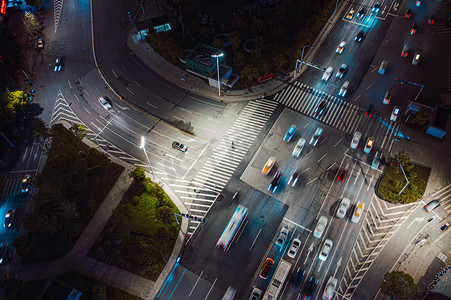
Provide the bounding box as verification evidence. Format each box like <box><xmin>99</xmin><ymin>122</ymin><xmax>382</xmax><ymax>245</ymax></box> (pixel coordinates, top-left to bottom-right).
<box><xmin>336</xmin><ymin>168</ymin><xmax>348</xmax><ymax>184</ymax></box>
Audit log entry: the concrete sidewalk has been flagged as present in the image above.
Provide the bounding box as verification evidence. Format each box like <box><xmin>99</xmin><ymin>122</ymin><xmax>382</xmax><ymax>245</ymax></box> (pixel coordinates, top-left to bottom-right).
<box><xmin>15</xmin><ymin>121</ymin><xmax>189</xmax><ymax>300</ymax></box>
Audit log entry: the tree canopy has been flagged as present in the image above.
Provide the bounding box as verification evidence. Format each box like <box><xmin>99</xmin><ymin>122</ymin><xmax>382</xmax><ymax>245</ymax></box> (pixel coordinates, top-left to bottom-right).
<box><xmin>0</xmin><ymin>91</ymin><xmax>29</xmax><ymax>123</ymax></box>
<box><xmin>380</xmin><ymin>271</ymin><xmax>419</xmax><ymax>300</ymax></box>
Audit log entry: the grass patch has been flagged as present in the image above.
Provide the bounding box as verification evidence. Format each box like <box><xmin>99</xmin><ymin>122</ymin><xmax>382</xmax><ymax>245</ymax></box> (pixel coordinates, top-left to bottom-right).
<box><xmin>0</xmin><ymin>271</ymin><xmax>142</xmax><ymax>300</ymax></box>
<box><xmin>377</xmin><ymin>152</ymin><xmax>430</xmax><ymax>204</ymax></box>
<box><xmin>15</xmin><ymin>124</ymin><xmax>124</xmax><ymax>263</ymax></box>
<box><xmin>89</xmin><ymin>168</ymin><xmax>180</xmax><ymax>280</ymax></box>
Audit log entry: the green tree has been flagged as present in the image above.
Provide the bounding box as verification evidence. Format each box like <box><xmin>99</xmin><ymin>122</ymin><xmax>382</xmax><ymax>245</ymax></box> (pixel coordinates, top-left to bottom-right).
<box><xmin>0</xmin><ymin>91</ymin><xmax>29</xmax><ymax>123</ymax></box>
<box><xmin>380</xmin><ymin>271</ymin><xmax>418</xmax><ymax>300</ymax></box>
<box><xmin>23</xmin><ymin>11</ymin><xmax>42</xmax><ymax>36</ymax></box>
<box><xmin>70</xmin><ymin>123</ymin><xmax>87</xmax><ymax>140</ymax></box>
<box><xmin>411</xmin><ymin>107</ymin><xmax>432</xmax><ymax>127</ymax></box>
<box><xmin>229</xmin><ymin>31</ymin><xmax>242</xmax><ymax>51</ymax></box>
<box><xmin>33</xmin><ymin>119</ymin><xmax>52</xmax><ymax>140</ymax></box>
<box><xmin>156</xmin><ymin>206</ymin><xmax>173</xmax><ymax>223</ymax></box>
<box><xmin>240</xmin><ymin>65</ymin><xmax>260</xmax><ymax>84</ymax></box>
<box><xmin>130</xmin><ymin>167</ymin><xmax>146</xmax><ymax>184</ymax></box>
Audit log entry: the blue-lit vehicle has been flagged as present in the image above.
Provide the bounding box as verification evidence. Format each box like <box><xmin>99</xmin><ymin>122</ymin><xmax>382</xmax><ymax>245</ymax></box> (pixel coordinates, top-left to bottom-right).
<box><xmin>302</xmin><ymin>276</ymin><xmax>319</xmax><ymax>300</ymax></box>
<box><xmin>268</xmin><ymin>172</ymin><xmax>283</xmax><ymax>193</ymax></box>
<box><xmin>355</xmin><ymin>30</ymin><xmax>364</xmax><ymax>42</ymax></box>
<box><xmin>290</xmin><ymin>267</ymin><xmax>305</xmax><ymax>291</ymax></box>
<box><xmin>356</xmin><ymin>8</ymin><xmax>365</xmax><ymax>19</ymax></box>
<box><xmin>216</xmin><ymin>205</ymin><xmax>248</xmax><ymax>252</ymax></box>
<box><xmin>314</xmin><ymin>100</ymin><xmax>326</xmax><ymax>115</ymax></box>
<box><xmin>0</xmin><ymin>241</ymin><xmax>7</xmax><ymax>264</ymax></box>
<box><xmin>21</xmin><ymin>174</ymin><xmax>31</xmax><ymax>193</ymax></box>
<box><xmin>284</xmin><ymin>125</ymin><xmax>297</xmax><ymax>142</ymax></box>
<box><xmin>372</xmin><ymin>2</ymin><xmax>381</xmax><ymax>13</ymax></box>
<box><xmin>54</xmin><ymin>58</ymin><xmax>62</xmax><ymax>72</ymax></box>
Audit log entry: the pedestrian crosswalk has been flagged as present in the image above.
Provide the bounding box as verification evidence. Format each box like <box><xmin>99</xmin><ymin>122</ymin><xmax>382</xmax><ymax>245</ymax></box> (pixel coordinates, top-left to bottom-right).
<box><xmin>164</xmin><ymin>99</ymin><xmax>279</xmax><ymax>236</ymax></box>
<box><xmin>425</xmin><ymin>183</ymin><xmax>451</xmax><ymax>214</ymax></box>
<box><xmin>273</xmin><ymin>81</ymin><xmax>400</xmax><ymax>152</ymax></box>
<box><xmin>1</xmin><ymin>177</ymin><xmax>29</xmax><ymax>198</ymax></box>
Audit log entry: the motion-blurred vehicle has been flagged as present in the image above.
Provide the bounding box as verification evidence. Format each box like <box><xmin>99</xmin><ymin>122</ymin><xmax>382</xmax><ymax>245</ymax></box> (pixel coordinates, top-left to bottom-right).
<box><xmin>315</xmin><ymin>100</ymin><xmax>326</xmax><ymax>115</ymax></box>
<box><xmin>98</xmin><ymin>96</ymin><xmax>112</xmax><ymax>110</ymax></box>
<box><xmin>284</xmin><ymin>125</ymin><xmax>297</xmax><ymax>142</ymax></box>
<box><xmin>314</xmin><ymin>216</ymin><xmax>328</xmax><ymax>238</ymax></box>
<box><xmin>287</xmin><ymin>238</ymin><xmax>301</xmax><ymax>258</ymax></box>
<box><xmin>4</xmin><ymin>209</ymin><xmax>15</xmax><ymax>228</ymax></box>
<box><xmin>291</xmin><ymin>268</ymin><xmax>305</xmax><ymax>291</ymax></box>
<box><xmin>378</xmin><ymin>60</ymin><xmax>388</xmax><ymax>74</ymax></box>
<box><xmin>424</xmin><ymin>200</ymin><xmax>440</xmax><ymax>213</ymax></box>
<box><xmin>0</xmin><ymin>241</ymin><xmax>7</xmax><ymax>264</ymax></box>
<box><xmin>288</xmin><ymin>168</ymin><xmax>301</xmax><ymax>187</ymax></box>
<box><xmin>310</xmin><ymin>128</ymin><xmax>323</xmax><ymax>146</ymax></box>
<box><xmin>21</xmin><ymin>174</ymin><xmax>32</xmax><ymax>193</ymax></box>
<box><xmin>319</xmin><ymin>239</ymin><xmax>333</xmax><ymax>261</ymax></box>
<box><xmin>292</xmin><ymin>138</ymin><xmax>306</xmax><ymax>157</ymax></box>
<box><xmin>302</xmin><ymin>276</ymin><xmax>319</xmax><ymax>300</ymax></box>
<box><xmin>336</xmin><ymin>197</ymin><xmax>351</xmax><ymax>219</ymax></box>
<box><xmin>339</xmin><ymin>81</ymin><xmax>349</xmax><ymax>97</ymax></box>
<box><xmin>355</xmin><ymin>30</ymin><xmax>364</xmax><ymax>42</ymax></box>
<box><xmin>411</xmin><ymin>22</ymin><xmax>417</xmax><ymax>34</ymax></box>
<box><xmin>322</xmin><ymin>67</ymin><xmax>333</xmax><ymax>81</ymax></box>
<box><xmin>383</xmin><ymin>91</ymin><xmax>391</xmax><ymax>104</ymax></box>
<box><xmin>356</xmin><ymin>8</ymin><xmax>365</xmax><ymax>19</ymax></box>
<box><xmin>350</xmin><ymin>131</ymin><xmax>362</xmax><ymax>149</ymax></box>
<box><xmin>172</xmin><ymin>141</ymin><xmax>188</xmax><ymax>152</ymax></box>
<box><xmin>372</xmin><ymin>2</ymin><xmax>381</xmax><ymax>13</ymax></box>
<box><xmin>416</xmin><ymin>0</ymin><xmax>421</xmax><ymax>6</ymax></box>
<box><xmin>268</xmin><ymin>172</ymin><xmax>283</xmax><ymax>193</ymax></box>
<box><xmin>262</xmin><ymin>156</ymin><xmax>276</xmax><ymax>175</ymax></box>
<box><xmin>401</xmin><ymin>45</ymin><xmax>409</xmax><ymax>57</ymax></box>
<box><xmin>54</xmin><ymin>58</ymin><xmax>62</xmax><ymax>72</ymax></box>
<box><xmin>259</xmin><ymin>258</ymin><xmax>274</xmax><ymax>279</ymax></box>
<box><xmin>323</xmin><ymin>276</ymin><xmax>338</xmax><ymax>300</ymax></box>
<box><xmin>336</xmin><ymin>168</ymin><xmax>348</xmax><ymax>184</ymax></box>
<box><xmin>391</xmin><ymin>106</ymin><xmax>400</xmax><ymax>121</ymax></box>
<box><xmin>336</xmin><ymin>64</ymin><xmax>347</xmax><ymax>78</ymax></box>
<box><xmin>412</xmin><ymin>52</ymin><xmax>420</xmax><ymax>65</ymax></box>
<box><xmin>364</xmin><ymin>137</ymin><xmax>374</xmax><ymax>153</ymax></box>
<box><xmin>404</xmin><ymin>9</ymin><xmax>411</xmax><ymax>18</ymax></box>
<box><xmin>336</xmin><ymin>41</ymin><xmax>346</xmax><ymax>54</ymax></box>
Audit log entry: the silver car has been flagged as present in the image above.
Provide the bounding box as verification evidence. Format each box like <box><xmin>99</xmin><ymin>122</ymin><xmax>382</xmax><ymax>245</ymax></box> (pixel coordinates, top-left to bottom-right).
<box><xmin>336</xmin><ymin>197</ymin><xmax>351</xmax><ymax>219</ymax></box>
<box><xmin>319</xmin><ymin>239</ymin><xmax>333</xmax><ymax>261</ymax></box>
<box><xmin>98</xmin><ymin>97</ymin><xmax>112</xmax><ymax>110</ymax></box>
<box><xmin>292</xmin><ymin>138</ymin><xmax>306</xmax><ymax>157</ymax></box>
<box><xmin>310</xmin><ymin>127</ymin><xmax>323</xmax><ymax>146</ymax></box>
<box><xmin>314</xmin><ymin>216</ymin><xmax>328</xmax><ymax>238</ymax></box>
<box><xmin>322</xmin><ymin>66</ymin><xmax>333</xmax><ymax>81</ymax></box>
<box><xmin>350</xmin><ymin>131</ymin><xmax>362</xmax><ymax>149</ymax></box>
<box><xmin>323</xmin><ymin>276</ymin><xmax>338</xmax><ymax>300</ymax></box>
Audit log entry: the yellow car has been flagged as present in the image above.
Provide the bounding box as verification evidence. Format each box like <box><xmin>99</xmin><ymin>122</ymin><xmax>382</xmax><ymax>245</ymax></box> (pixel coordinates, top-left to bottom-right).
<box><xmin>346</xmin><ymin>9</ymin><xmax>355</xmax><ymax>20</ymax></box>
<box><xmin>262</xmin><ymin>156</ymin><xmax>276</xmax><ymax>175</ymax></box>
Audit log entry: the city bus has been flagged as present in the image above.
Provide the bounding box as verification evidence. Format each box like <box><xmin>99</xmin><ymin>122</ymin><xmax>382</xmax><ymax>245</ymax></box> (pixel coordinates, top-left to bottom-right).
<box><xmin>216</xmin><ymin>205</ymin><xmax>248</xmax><ymax>252</ymax></box>
<box><xmin>262</xmin><ymin>259</ymin><xmax>292</xmax><ymax>300</ymax></box>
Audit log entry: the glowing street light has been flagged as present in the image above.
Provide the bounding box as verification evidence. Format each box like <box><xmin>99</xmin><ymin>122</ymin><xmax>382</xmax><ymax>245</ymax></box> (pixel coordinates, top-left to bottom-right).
<box><xmin>211</xmin><ymin>53</ymin><xmax>224</xmax><ymax>96</ymax></box>
<box><xmin>140</xmin><ymin>136</ymin><xmax>154</xmax><ymax>175</ymax></box>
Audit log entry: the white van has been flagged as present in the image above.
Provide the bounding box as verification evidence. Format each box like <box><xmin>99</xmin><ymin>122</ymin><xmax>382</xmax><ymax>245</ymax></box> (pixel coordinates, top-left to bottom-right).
<box><xmin>351</xmin><ymin>201</ymin><xmax>365</xmax><ymax>223</ymax></box>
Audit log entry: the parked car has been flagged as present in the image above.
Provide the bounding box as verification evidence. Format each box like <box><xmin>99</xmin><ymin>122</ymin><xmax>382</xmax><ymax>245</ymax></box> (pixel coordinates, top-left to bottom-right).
<box><xmin>314</xmin><ymin>216</ymin><xmax>328</xmax><ymax>238</ymax></box>
<box><xmin>275</xmin><ymin>227</ymin><xmax>289</xmax><ymax>246</ymax></box>
<box><xmin>310</xmin><ymin>128</ymin><xmax>323</xmax><ymax>146</ymax></box>
<box><xmin>319</xmin><ymin>239</ymin><xmax>333</xmax><ymax>261</ymax></box>
<box><xmin>259</xmin><ymin>258</ymin><xmax>274</xmax><ymax>279</ymax></box>
<box><xmin>416</xmin><ymin>0</ymin><xmax>421</xmax><ymax>7</ymax></box>
<box><xmin>391</xmin><ymin>106</ymin><xmax>400</xmax><ymax>121</ymax></box>
<box><xmin>268</xmin><ymin>172</ymin><xmax>283</xmax><ymax>193</ymax></box>
<box><xmin>262</xmin><ymin>156</ymin><xmax>276</xmax><ymax>175</ymax></box>
<box><xmin>336</xmin><ymin>41</ymin><xmax>346</xmax><ymax>54</ymax></box>
<box><xmin>287</xmin><ymin>238</ymin><xmax>301</xmax><ymax>258</ymax></box>
<box><xmin>323</xmin><ymin>276</ymin><xmax>338</xmax><ymax>300</ymax></box>
<box><xmin>424</xmin><ymin>200</ymin><xmax>440</xmax><ymax>213</ymax></box>
<box><xmin>98</xmin><ymin>96</ymin><xmax>112</xmax><ymax>110</ymax></box>
<box><xmin>172</xmin><ymin>141</ymin><xmax>188</xmax><ymax>152</ymax></box>
<box><xmin>292</xmin><ymin>138</ymin><xmax>306</xmax><ymax>157</ymax></box>
<box><xmin>4</xmin><ymin>209</ymin><xmax>15</xmax><ymax>228</ymax></box>
<box><xmin>350</xmin><ymin>131</ymin><xmax>362</xmax><ymax>149</ymax></box>
<box><xmin>284</xmin><ymin>125</ymin><xmax>297</xmax><ymax>142</ymax></box>
<box><xmin>249</xmin><ymin>288</ymin><xmax>262</xmax><ymax>300</ymax></box>
<box><xmin>336</xmin><ymin>197</ymin><xmax>351</xmax><ymax>219</ymax></box>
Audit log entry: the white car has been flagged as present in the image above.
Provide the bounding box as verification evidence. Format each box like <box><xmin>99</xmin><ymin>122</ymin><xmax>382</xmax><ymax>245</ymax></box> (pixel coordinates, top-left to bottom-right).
<box><xmin>310</xmin><ymin>127</ymin><xmax>323</xmax><ymax>146</ymax></box>
<box><xmin>335</xmin><ymin>64</ymin><xmax>347</xmax><ymax>78</ymax></box>
<box><xmin>391</xmin><ymin>106</ymin><xmax>400</xmax><ymax>121</ymax></box>
<box><xmin>339</xmin><ymin>81</ymin><xmax>349</xmax><ymax>97</ymax></box>
<box><xmin>322</xmin><ymin>66</ymin><xmax>333</xmax><ymax>81</ymax></box>
<box><xmin>314</xmin><ymin>216</ymin><xmax>328</xmax><ymax>238</ymax></box>
<box><xmin>336</xmin><ymin>41</ymin><xmax>346</xmax><ymax>54</ymax></box>
<box><xmin>98</xmin><ymin>96</ymin><xmax>112</xmax><ymax>110</ymax></box>
<box><xmin>275</xmin><ymin>227</ymin><xmax>289</xmax><ymax>246</ymax></box>
<box><xmin>319</xmin><ymin>239</ymin><xmax>333</xmax><ymax>261</ymax></box>
<box><xmin>336</xmin><ymin>197</ymin><xmax>351</xmax><ymax>219</ymax></box>
<box><xmin>371</xmin><ymin>151</ymin><xmax>381</xmax><ymax>170</ymax></box>
<box><xmin>323</xmin><ymin>276</ymin><xmax>338</xmax><ymax>300</ymax></box>
<box><xmin>292</xmin><ymin>138</ymin><xmax>306</xmax><ymax>157</ymax></box>
<box><xmin>249</xmin><ymin>288</ymin><xmax>262</xmax><ymax>300</ymax></box>
<box><xmin>350</xmin><ymin>131</ymin><xmax>362</xmax><ymax>149</ymax></box>
<box><xmin>287</xmin><ymin>238</ymin><xmax>301</xmax><ymax>258</ymax></box>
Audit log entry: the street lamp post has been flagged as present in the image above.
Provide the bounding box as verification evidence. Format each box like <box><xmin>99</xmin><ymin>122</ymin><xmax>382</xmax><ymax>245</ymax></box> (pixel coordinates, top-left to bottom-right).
<box><xmin>211</xmin><ymin>53</ymin><xmax>224</xmax><ymax>96</ymax></box>
<box><xmin>140</xmin><ymin>136</ymin><xmax>154</xmax><ymax>175</ymax></box>
<box><xmin>294</xmin><ymin>45</ymin><xmax>313</xmax><ymax>77</ymax></box>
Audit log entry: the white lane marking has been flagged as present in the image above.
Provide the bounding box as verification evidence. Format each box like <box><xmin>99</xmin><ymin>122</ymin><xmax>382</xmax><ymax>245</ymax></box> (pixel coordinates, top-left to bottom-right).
<box><xmin>407</xmin><ymin>217</ymin><xmax>425</xmax><ymax>229</ymax></box>
<box><xmin>90</xmin><ymin>122</ymin><xmax>101</xmax><ymax>131</ymax></box>
<box><xmin>68</xmin><ymin>81</ymin><xmax>72</xmax><ymax>89</ymax></box>
<box><xmin>125</xmin><ymin>87</ymin><xmax>134</xmax><ymax>95</ymax></box>
<box><xmin>135</xmin><ymin>81</ymin><xmax>143</xmax><ymax>88</ymax></box>
<box><xmin>189</xmin><ymin>270</ymin><xmax>204</xmax><ymax>296</ymax></box>
<box><xmin>146</xmin><ymin>102</ymin><xmax>158</xmax><ymax>109</ymax></box>
<box><xmin>83</xmin><ymin>107</ymin><xmax>91</xmax><ymax>114</ymax></box>
<box><xmin>249</xmin><ymin>228</ymin><xmax>262</xmax><ymax>252</ymax></box>
<box><xmin>74</xmin><ymin>94</ymin><xmax>80</xmax><ymax>102</ymax></box>
<box><xmin>122</xmin><ymin>65</ymin><xmax>127</xmax><ymax>73</ymax></box>
<box><xmin>112</xmin><ymin>69</ymin><xmax>118</xmax><ymax>77</ymax></box>
<box><xmin>115</xmin><ymin>104</ymin><xmax>130</xmax><ymax>110</ymax></box>
<box><xmin>334</xmin><ymin>138</ymin><xmax>342</xmax><ymax>147</ymax></box>
<box><xmin>203</xmin><ymin>127</ymin><xmax>216</xmax><ymax>134</ymax></box>
<box><xmin>173</xmin><ymin>115</ymin><xmax>184</xmax><ymax>122</ymax></box>
<box><xmin>204</xmin><ymin>278</ymin><xmax>217</xmax><ymax>300</ymax></box>
<box><xmin>307</xmin><ymin>177</ymin><xmax>318</xmax><ymax>185</ymax></box>
<box><xmin>183</xmin><ymin>143</ymin><xmax>210</xmax><ymax>179</ymax></box>
<box><xmin>318</xmin><ymin>153</ymin><xmax>327</xmax><ymax>162</ymax></box>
